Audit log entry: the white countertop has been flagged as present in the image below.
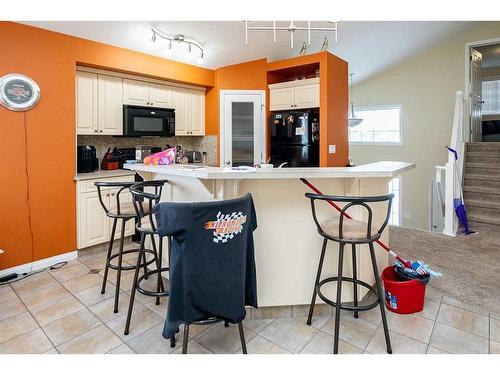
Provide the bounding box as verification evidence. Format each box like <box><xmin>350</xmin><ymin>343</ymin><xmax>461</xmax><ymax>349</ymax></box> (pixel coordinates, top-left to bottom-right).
<box><xmin>123</xmin><ymin>161</ymin><xmax>415</xmax><ymax>180</ymax></box>
<box><xmin>74</xmin><ymin>169</ymin><xmax>137</xmax><ymax>181</ymax></box>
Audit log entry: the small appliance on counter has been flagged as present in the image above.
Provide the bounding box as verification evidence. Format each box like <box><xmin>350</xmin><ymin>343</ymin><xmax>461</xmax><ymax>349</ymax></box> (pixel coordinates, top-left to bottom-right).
<box><xmin>101</xmin><ymin>148</ymin><xmax>119</xmax><ymax>170</ymax></box>
<box><xmin>77</xmin><ymin>145</ymin><xmax>98</xmax><ymax>173</ymax></box>
<box><xmin>185</xmin><ymin>150</ymin><xmax>203</xmax><ymax>164</ymax></box>
<box><xmin>135</xmin><ymin>145</ymin><xmax>162</xmax><ymax>162</ymax></box>
<box><xmin>270</xmin><ymin>109</ymin><xmax>320</xmax><ymax>167</ymax></box>
<box><xmin>111</xmin><ymin>147</ymin><xmax>136</xmax><ymax>169</ymax></box>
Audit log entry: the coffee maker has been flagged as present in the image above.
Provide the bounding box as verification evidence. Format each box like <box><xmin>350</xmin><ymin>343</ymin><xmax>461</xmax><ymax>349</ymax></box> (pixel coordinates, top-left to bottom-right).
<box><xmin>77</xmin><ymin>145</ymin><xmax>98</xmax><ymax>173</ymax></box>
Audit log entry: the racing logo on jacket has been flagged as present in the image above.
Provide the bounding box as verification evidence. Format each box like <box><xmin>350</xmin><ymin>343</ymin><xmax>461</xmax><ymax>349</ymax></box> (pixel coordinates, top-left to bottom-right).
<box><xmin>204</xmin><ymin>211</ymin><xmax>247</xmax><ymax>243</ymax></box>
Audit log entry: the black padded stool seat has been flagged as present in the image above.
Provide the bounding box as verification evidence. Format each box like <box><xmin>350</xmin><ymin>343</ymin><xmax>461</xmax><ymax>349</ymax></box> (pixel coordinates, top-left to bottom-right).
<box><xmin>305</xmin><ymin>193</ymin><xmax>394</xmax><ymax>354</ymax></box>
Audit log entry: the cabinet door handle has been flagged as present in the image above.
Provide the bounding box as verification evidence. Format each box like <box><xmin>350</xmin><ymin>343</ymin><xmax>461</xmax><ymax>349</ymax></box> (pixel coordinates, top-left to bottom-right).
<box><xmin>150</xmin><ymin>102</ymin><xmax>154</xmax><ymax>106</ymax></box>
<box><xmin>94</xmin><ymin>129</ymin><xmax>98</xmax><ymax>133</ymax></box>
<box><xmin>99</xmin><ymin>130</ymin><xmax>103</xmax><ymax>133</ymax></box>
<box><xmin>106</xmin><ymin>193</ymin><xmax>110</xmax><ymax>197</ymax></box>
<box><xmin>111</xmin><ymin>193</ymin><xmax>115</xmax><ymax>196</ymax></box>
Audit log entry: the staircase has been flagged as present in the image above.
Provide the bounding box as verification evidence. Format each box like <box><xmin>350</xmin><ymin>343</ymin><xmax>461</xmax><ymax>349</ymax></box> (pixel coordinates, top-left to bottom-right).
<box><xmin>463</xmin><ymin>142</ymin><xmax>500</xmax><ymax>228</ymax></box>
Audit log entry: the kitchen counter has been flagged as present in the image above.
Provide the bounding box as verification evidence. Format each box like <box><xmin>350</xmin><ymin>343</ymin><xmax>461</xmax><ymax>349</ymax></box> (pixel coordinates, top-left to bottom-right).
<box><xmin>74</xmin><ymin>169</ymin><xmax>137</xmax><ymax>181</ymax></box>
<box><xmin>123</xmin><ymin>161</ymin><xmax>414</xmax><ymax>180</ymax></box>
<box><xmin>124</xmin><ymin>161</ymin><xmax>415</xmax><ymax>307</ymax></box>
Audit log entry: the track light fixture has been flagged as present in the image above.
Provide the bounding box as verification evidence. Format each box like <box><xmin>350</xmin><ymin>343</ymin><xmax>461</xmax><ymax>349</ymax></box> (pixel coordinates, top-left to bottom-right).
<box><xmin>149</xmin><ymin>28</ymin><xmax>205</xmax><ymax>64</ymax></box>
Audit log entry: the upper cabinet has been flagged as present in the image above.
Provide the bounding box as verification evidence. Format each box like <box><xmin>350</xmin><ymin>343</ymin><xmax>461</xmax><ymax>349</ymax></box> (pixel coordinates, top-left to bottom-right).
<box><xmin>173</xmin><ymin>87</ymin><xmax>205</xmax><ymax>136</ymax></box>
<box><xmin>77</xmin><ymin>71</ymin><xmax>122</xmax><ymax>135</ymax></box>
<box><xmin>76</xmin><ymin>71</ymin><xmax>98</xmax><ymax>135</ymax></box>
<box><xmin>97</xmin><ymin>75</ymin><xmax>123</xmax><ymax>135</ymax></box>
<box><xmin>269</xmin><ymin>77</ymin><xmax>319</xmax><ymax>111</ymax></box>
<box><xmin>123</xmin><ymin>79</ymin><xmax>173</xmax><ymax>108</ymax></box>
<box><xmin>77</xmin><ymin>68</ymin><xmax>205</xmax><ymax>137</ymax></box>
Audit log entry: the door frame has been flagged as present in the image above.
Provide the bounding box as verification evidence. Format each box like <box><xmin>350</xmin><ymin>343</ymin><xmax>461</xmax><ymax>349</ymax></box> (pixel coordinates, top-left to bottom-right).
<box><xmin>219</xmin><ymin>90</ymin><xmax>266</xmax><ymax>167</ymax></box>
<box><xmin>464</xmin><ymin>37</ymin><xmax>500</xmax><ymax>142</ymax></box>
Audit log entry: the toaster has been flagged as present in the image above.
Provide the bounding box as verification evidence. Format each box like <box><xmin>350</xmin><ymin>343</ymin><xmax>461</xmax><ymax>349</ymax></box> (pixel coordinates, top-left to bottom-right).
<box><xmin>186</xmin><ymin>151</ymin><xmax>203</xmax><ymax>164</ymax></box>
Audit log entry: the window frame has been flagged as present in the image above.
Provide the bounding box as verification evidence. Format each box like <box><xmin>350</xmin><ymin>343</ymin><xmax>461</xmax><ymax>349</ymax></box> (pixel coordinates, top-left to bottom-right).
<box><xmin>349</xmin><ymin>104</ymin><xmax>403</xmax><ymax>146</ymax></box>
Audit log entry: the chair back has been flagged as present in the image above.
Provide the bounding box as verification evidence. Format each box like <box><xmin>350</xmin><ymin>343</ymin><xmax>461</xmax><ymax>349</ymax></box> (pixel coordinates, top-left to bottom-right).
<box><xmin>95</xmin><ymin>181</ymin><xmax>136</xmax><ymax>218</ymax></box>
<box><xmin>155</xmin><ymin>193</ymin><xmax>258</xmax><ymax>338</ymax></box>
<box><xmin>129</xmin><ymin>180</ymin><xmax>169</xmax><ymax>233</ymax></box>
<box><xmin>305</xmin><ymin>193</ymin><xmax>394</xmax><ymax>242</ymax></box>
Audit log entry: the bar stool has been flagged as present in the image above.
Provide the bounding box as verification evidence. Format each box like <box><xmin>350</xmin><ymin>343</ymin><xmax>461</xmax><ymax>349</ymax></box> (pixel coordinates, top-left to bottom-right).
<box><xmin>95</xmin><ymin>181</ymin><xmax>157</xmax><ymax>314</ymax></box>
<box><xmin>305</xmin><ymin>193</ymin><xmax>394</xmax><ymax>354</ymax></box>
<box><xmin>123</xmin><ymin>180</ymin><xmax>174</xmax><ymax>347</ymax></box>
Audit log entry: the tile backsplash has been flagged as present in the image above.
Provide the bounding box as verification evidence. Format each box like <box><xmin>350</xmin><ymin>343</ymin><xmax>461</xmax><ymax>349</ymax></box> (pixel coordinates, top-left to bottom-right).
<box><xmin>77</xmin><ymin>135</ymin><xmax>218</xmax><ymax>165</ymax></box>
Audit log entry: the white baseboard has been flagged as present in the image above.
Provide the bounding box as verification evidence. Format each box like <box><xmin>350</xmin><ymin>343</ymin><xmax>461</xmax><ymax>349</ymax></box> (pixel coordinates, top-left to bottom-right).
<box><xmin>0</xmin><ymin>251</ymin><xmax>78</xmax><ymax>278</ymax></box>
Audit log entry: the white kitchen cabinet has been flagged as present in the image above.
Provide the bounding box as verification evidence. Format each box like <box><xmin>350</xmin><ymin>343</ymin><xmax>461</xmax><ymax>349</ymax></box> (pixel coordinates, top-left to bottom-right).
<box><xmin>98</xmin><ymin>75</ymin><xmax>123</xmax><ymax>135</ymax></box>
<box><xmin>294</xmin><ymin>83</ymin><xmax>320</xmax><ymax>109</ymax></box>
<box><xmin>123</xmin><ymin>79</ymin><xmax>150</xmax><ymax>106</ymax></box>
<box><xmin>123</xmin><ymin>79</ymin><xmax>173</xmax><ymax>108</ymax></box>
<box><xmin>269</xmin><ymin>77</ymin><xmax>320</xmax><ymax>111</ymax></box>
<box><xmin>190</xmin><ymin>89</ymin><xmax>205</xmax><ymax>135</ymax></box>
<box><xmin>149</xmin><ymin>83</ymin><xmax>173</xmax><ymax>108</ymax></box>
<box><xmin>76</xmin><ymin>71</ymin><xmax>98</xmax><ymax>135</ymax></box>
<box><xmin>77</xmin><ymin>175</ymin><xmax>135</xmax><ymax>249</ymax></box>
<box><xmin>173</xmin><ymin>87</ymin><xmax>205</xmax><ymax>136</ymax></box>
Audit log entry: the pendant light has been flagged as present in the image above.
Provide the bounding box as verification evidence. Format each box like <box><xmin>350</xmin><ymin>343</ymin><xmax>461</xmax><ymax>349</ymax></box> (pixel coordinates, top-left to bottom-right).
<box><xmin>348</xmin><ymin>73</ymin><xmax>363</xmax><ymax>127</ymax></box>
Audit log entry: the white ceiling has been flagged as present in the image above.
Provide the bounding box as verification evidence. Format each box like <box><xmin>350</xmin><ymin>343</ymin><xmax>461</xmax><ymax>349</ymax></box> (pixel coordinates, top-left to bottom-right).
<box><xmin>22</xmin><ymin>21</ymin><xmax>481</xmax><ymax>84</ymax></box>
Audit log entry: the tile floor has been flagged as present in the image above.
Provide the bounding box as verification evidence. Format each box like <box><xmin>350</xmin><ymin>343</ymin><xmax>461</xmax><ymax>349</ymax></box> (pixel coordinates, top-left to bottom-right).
<box><xmin>0</xmin><ymin>244</ymin><xmax>498</xmax><ymax>354</ymax></box>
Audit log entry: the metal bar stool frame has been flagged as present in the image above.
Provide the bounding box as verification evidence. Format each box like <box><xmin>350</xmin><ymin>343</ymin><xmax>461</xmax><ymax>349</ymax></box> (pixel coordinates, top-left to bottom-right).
<box><xmin>124</xmin><ymin>180</ymin><xmax>175</xmax><ymax>347</ymax></box>
<box><xmin>182</xmin><ymin>317</ymin><xmax>247</xmax><ymax>354</ymax></box>
<box><xmin>305</xmin><ymin>192</ymin><xmax>394</xmax><ymax>354</ymax></box>
<box><xmin>95</xmin><ymin>181</ymin><xmax>157</xmax><ymax>314</ymax></box>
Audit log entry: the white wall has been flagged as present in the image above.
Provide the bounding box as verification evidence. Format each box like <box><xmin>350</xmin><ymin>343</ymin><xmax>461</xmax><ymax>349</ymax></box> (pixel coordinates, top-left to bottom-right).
<box><xmin>350</xmin><ymin>22</ymin><xmax>500</xmax><ymax>230</ymax></box>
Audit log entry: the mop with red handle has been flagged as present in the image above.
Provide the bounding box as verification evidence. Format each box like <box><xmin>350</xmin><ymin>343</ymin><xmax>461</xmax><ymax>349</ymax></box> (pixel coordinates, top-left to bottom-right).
<box><xmin>300</xmin><ymin>178</ymin><xmax>440</xmax><ymax>279</ymax></box>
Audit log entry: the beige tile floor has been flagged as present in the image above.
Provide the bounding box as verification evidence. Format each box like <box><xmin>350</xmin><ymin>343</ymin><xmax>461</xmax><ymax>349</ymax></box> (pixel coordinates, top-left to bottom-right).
<box><xmin>0</xmin><ymin>245</ymin><xmax>498</xmax><ymax>354</ymax></box>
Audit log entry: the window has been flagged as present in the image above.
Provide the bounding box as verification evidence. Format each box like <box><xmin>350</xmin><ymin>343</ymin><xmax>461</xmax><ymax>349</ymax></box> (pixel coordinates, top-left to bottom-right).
<box><xmin>482</xmin><ymin>78</ymin><xmax>500</xmax><ymax>114</ymax></box>
<box><xmin>349</xmin><ymin>105</ymin><xmax>402</xmax><ymax>144</ymax></box>
<box><xmin>388</xmin><ymin>177</ymin><xmax>401</xmax><ymax>226</ymax></box>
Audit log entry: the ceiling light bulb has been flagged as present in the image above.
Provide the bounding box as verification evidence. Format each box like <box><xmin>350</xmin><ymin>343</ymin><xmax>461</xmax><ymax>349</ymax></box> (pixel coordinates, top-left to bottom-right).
<box><xmin>197</xmin><ymin>51</ymin><xmax>204</xmax><ymax>64</ymax></box>
<box><xmin>187</xmin><ymin>43</ymin><xmax>192</xmax><ymax>53</ymax></box>
<box><xmin>164</xmin><ymin>40</ymin><xmax>173</xmax><ymax>55</ymax></box>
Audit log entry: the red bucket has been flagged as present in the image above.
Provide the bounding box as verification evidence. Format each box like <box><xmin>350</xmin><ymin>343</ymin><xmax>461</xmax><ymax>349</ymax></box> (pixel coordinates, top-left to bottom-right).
<box><xmin>381</xmin><ymin>266</ymin><xmax>426</xmax><ymax>314</ymax></box>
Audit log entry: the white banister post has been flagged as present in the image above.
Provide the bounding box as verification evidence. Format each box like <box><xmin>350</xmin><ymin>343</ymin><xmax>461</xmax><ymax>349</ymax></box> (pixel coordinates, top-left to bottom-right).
<box><xmin>443</xmin><ymin>161</ymin><xmax>458</xmax><ymax>236</ymax></box>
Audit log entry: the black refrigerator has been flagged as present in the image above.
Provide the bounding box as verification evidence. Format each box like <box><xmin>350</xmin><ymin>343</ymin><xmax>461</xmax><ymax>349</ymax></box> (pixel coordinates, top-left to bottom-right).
<box><xmin>270</xmin><ymin>110</ymin><xmax>320</xmax><ymax>167</ymax></box>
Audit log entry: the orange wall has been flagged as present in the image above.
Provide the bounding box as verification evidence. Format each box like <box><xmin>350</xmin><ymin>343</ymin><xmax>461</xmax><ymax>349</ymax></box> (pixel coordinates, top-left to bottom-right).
<box><xmin>0</xmin><ymin>22</ymin><xmax>215</xmax><ymax>271</ymax></box>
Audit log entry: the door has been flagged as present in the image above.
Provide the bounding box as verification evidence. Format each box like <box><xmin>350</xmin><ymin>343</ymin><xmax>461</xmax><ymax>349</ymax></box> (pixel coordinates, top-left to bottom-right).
<box><xmin>76</xmin><ymin>71</ymin><xmax>98</xmax><ymax>135</ymax></box>
<box><xmin>97</xmin><ymin>75</ymin><xmax>123</xmax><ymax>135</ymax></box>
<box><xmin>221</xmin><ymin>91</ymin><xmax>265</xmax><ymax>167</ymax></box>
<box><xmin>123</xmin><ymin>79</ymin><xmax>149</xmax><ymax>106</ymax></box>
<box><xmin>270</xmin><ymin>87</ymin><xmax>294</xmax><ymax>111</ymax></box>
<box><xmin>294</xmin><ymin>83</ymin><xmax>319</xmax><ymax>109</ymax></box>
<box><xmin>190</xmin><ymin>89</ymin><xmax>205</xmax><ymax>135</ymax></box>
<box><xmin>79</xmin><ymin>191</ymin><xmax>109</xmax><ymax>248</ymax></box>
<box><xmin>149</xmin><ymin>83</ymin><xmax>173</xmax><ymax>108</ymax></box>
<box><xmin>470</xmin><ymin>48</ymin><xmax>483</xmax><ymax>142</ymax></box>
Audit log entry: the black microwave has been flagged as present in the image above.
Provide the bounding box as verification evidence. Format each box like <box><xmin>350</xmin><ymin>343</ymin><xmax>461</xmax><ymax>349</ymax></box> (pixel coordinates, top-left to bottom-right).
<box><xmin>123</xmin><ymin>105</ymin><xmax>175</xmax><ymax>137</ymax></box>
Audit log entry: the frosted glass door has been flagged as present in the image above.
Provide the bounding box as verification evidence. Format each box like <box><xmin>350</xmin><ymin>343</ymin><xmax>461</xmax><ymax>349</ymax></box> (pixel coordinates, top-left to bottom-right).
<box><xmin>231</xmin><ymin>102</ymin><xmax>255</xmax><ymax>166</ymax></box>
<box><xmin>221</xmin><ymin>91</ymin><xmax>265</xmax><ymax>167</ymax></box>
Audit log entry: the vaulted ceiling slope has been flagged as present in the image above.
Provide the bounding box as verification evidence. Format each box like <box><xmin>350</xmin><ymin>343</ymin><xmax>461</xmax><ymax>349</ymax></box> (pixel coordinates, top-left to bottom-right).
<box><xmin>22</xmin><ymin>21</ymin><xmax>481</xmax><ymax>83</ymax></box>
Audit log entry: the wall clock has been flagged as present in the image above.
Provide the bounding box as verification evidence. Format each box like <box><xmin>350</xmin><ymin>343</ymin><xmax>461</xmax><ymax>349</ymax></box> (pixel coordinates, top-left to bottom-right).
<box><xmin>0</xmin><ymin>74</ymin><xmax>41</xmax><ymax>111</ymax></box>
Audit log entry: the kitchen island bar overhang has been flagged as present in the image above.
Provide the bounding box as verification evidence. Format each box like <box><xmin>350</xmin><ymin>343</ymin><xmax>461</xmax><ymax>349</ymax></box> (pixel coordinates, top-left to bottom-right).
<box><xmin>125</xmin><ymin>161</ymin><xmax>415</xmax><ymax>307</ymax></box>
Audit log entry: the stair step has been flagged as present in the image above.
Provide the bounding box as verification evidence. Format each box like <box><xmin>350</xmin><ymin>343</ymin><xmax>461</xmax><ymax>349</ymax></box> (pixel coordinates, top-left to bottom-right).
<box><xmin>466</xmin><ymin>142</ymin><xmax>500</xmax><ymax>153</ymax></box>
<box><xmin>463</xmin><ymin>185</ymin><xmax>499</xmax><ymax>194</ymax></box>
<box><xmin>465</xmin><ymin>153</ymin><xmax>500</xmax><ymax>163</ymax></box>
<box><xmin>467</xmin><ymin>213</ymin><xmax>500</xmax><ymax>226</ymax></box>
<box><xmin>466</xmin><ymin>204</ymin><xmax>500</xmax><ymax>219</ymax></box>
<box><xmin>464</xmin><ymin>163</ymin><xmax>500</xmax><ymax>176</ymax></box>
<box><xmin>464</xmin><ymin>175</ymin><xmax>500</xmax><ymax>189</ymax></box>
<box><xmin>465</xmin><ymin>198</ymin><xmax>500</xmax><ymax>209</ymax></box>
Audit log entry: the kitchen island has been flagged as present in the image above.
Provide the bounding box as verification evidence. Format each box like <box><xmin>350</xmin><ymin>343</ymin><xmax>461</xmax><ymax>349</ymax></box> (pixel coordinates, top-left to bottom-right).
<box><xmin>124</xmin><ymin>161</ymin><xmax>415</xmax><ymax>307</ymax></box>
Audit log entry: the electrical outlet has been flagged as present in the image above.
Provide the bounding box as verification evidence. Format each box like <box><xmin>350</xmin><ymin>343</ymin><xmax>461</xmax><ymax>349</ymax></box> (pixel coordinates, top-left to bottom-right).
<box><xmin>328</xmin><ymin>144</ymin><xmax>336</xmax><ymax>154</ymax></box>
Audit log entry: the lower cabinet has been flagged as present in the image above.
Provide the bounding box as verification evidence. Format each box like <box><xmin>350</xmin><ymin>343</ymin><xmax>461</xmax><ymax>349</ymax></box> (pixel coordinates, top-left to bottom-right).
<box><xmin>77</xmin><ymin>175</ymin><xmax>135</xmax><ymax>249</ymax></box>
